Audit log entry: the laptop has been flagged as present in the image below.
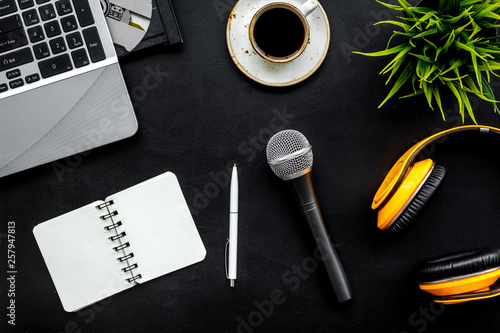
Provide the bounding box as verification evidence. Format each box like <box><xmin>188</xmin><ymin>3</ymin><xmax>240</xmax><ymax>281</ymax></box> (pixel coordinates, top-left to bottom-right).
<box><xmin>0</xmin><ymin>0</ymin><xmax>138</xmax><ymax>178</ymax></box>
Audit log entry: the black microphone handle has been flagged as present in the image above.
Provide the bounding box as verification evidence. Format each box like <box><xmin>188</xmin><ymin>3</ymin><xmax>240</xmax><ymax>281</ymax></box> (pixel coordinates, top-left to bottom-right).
<box><xmin>288</xmin><ymin>173</ymin><xmax>352</xmax><ymax>303</ymax></box>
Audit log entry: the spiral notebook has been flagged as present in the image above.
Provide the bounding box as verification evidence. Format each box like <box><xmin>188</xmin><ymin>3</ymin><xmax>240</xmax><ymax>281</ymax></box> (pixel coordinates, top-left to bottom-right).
<box><xmin>33</xmin><ymin>172</ymin><xmax>206</xmax><ymax>312</ymax></box>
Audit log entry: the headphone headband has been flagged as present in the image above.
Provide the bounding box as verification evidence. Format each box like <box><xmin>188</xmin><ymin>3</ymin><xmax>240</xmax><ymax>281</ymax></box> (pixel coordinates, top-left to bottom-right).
<box><xmin>372</xmin><ymin>125</ymin><xmax>500</xmax><ymax>210</ymax></box>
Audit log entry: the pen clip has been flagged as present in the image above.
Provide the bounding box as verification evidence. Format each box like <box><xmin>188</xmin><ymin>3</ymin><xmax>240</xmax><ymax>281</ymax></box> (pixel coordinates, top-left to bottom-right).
<box><xmin>225</xmin><ymin>238</ymin><xmax>230</xmax><ymax>279</ymax></box>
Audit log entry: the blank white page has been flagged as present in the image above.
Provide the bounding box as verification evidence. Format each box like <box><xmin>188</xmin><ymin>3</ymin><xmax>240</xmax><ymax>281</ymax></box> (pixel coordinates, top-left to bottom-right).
<box><xmin>33</xmin><ymin>202</ymin><xmax>135</xmax><ymax>312</ymax></box>
<box><xmin>107</xmin><ymin>172</ymin><xmax>206</xmax><ymax>283</ymax></box>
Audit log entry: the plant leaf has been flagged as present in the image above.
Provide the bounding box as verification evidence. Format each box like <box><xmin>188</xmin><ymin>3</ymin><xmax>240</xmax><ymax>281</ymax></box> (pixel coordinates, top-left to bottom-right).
<box><xmin>444</xmin><ymin>81</ymin><xmax>465</xmax><ymax>122</ymax></box>
<box><xmin>458</xmin><ymin>88</ymin><xmax>477</xmax><ymax>124</ymax></box>
<box><xmin>446</xmin><ymin>0</ymin><xmax>461</xmax><ymax>15</ymax></box>
<box><xmin>374</xmin><ymin>1</ymin><xmax>403</xmax><ymax>11</ymax></box>
<box><xmin>353</xmin><ymin>43</ymin><xmax>411</xmax><ymax>58</ymax></box>
<box><xmin>440</xmin><ymin>58</ymin><xmax>465</xmax><ymax>75</ymax></box>
<box><xmin>469</xmin><ymin>21</ymin><xmax>482</xmax><ymax>39</ymax></box>
<box><xmin>481</xmin><ymin>76</ymin><xmax>500</xmax><ymax>113</ymax></box>
<box><xmin>375</xmin><ymin>20</ymin><xmax>411</xmax><ymax>31</ymax></box>
<box><xmin>412</xmin><ymin>28</ymin><xmax>439</xmax><ymax>39</ymax></box>
<box><xmin>398</xmin><ymin>0</ymin><xmax>417</xmax><ymax>19</ymax></box>
<box><xmin>379</xmin><ymin>44</ymin><xmax>414</xmax><ymax>75</ymax></box>
<box><xmin>443</xmin><ymin>29</ymin><xmax>456</xmax><ymax>53</ymax></box>
<box><xmin>431</xmin><ymin>84</ymin><xmax>446</xmax><ymax>120</ymax></box>
<box><xmin>409</xmin><ymin>52</ymin><xmax>434</xmax><ymax>62</ymax></box>
<box><xmin>422</xmin><ymin>63</ymin><xmax>440</xmax><ymax>82</ymax></box>
<box><xmin>400</xmin><ymin>89</ymin><xmax>424</xmax><ymax>98</ymax></box>
<box><xmin>379</xmin><ymin>61</ymin><xmax>416</xmax><ymax>108</ymax></box>
<box><xmin>421</xmin><ymin>81</ymin><xmax>434</xmax><ymax>109</ymax></box>
<box><xmin>454</xmin><ymin>40</ymin><xmax>484</xmax><ymax>59</ymax></box>
<box><xmin>385</xmin><ymin>54</ymin><xmax>407</xmax><ymax>84</ymax></box>
<box><xmin>474</xmin><ymin>3</ymin><xmax>500</xmax><ymax>21</ymax></box>
<box><xmin>469</xmin><ymin>48</ymin><xmax>482</xmax><ymax>91</ymax></box>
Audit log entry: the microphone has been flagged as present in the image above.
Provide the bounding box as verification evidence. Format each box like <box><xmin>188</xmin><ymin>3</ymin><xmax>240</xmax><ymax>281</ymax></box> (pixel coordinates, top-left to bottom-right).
<box><xmin>266</xmin><ymin>129</ymin><xmax>352</xmax><ymax>303</ymax></box>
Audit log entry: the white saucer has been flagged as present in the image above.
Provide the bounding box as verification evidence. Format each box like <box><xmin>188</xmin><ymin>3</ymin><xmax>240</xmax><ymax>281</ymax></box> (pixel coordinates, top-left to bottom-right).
<box><xmin>226</xmin><ymin>0</ymin><xmax>331</xmax><ymax>87</ymax></box>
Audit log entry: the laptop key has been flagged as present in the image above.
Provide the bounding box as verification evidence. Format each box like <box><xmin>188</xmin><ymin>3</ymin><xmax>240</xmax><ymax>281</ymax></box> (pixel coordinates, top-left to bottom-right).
<box><xmin>32</xmin><ymin>41</ymin><xmax>49</xmax><ymax>59</ymax></box>
<box><xmin>71</xmin><ymin>48</ymin><xmax>88</xmax><ymax>68</ymax></box>
<box><xmin>25</xmin><ymin>72</ymin><xmax>39</xmax><ymax>83</ymax></box>
<box><xmin>66</xmin><ymin>31</ymin><xmax>82</xmax><ymax>49</ymax></box>
<box><xmin>9</xmin><ymin>77</ymin><xmax>23</xmax><ymax>88</ymax></box>
<box><xmin>0</xmin><ymin>0</ymin><xmax>17</xmax><ymax>17</ymax></box>
<box><xmin>49</xmin><ymin>36</ymin><xmax>66</xmax><ymax>54</ymax></box>
<box><xmin>0</xmin><ymin>14</ymin><xmax>22</xmax><ymax>34</ymax></box>
<box><xmin>0</xmin><ymin>48</ymin><xmax>33</xmax><ymax>73</ymax></box>
<box><xmin>18</xmin><ymin>0</ymin><xmax>34</xmax><ymax>9</ymax></box>
<box><xmin>72</xmin><ymin>0</ymin><xmax>94</xmax><ymax>27</ymax></box>
<box><xmin>83</xmin><ymin>27</ymin><xmax>105</xmax><ymax>63</ymax></box>
<box><xmin>6</xmin><ymin>68</ymin><xmax>20</xmax><ymax>79</ymax></box>
<box><xmin>27</xmin><ymin>25</ymin><xmax>44</xmax><ymax>42</ymax></box>
<box><xmin>38</xmin><ymin>53</ymin><xmax>72</xmax><ymax>78</ymax></box>
<box><xmin>44</xmin><ymin>20</ymin><xmax>61</xmax><ymax>37</ymax></box>
<box><xmin>22</xmin><ymin>8</ymin><xmax>39</xmax><ymax>26</ymax></box>
<box><xmin>39</xmin><ymin>3</ymin><xmax>56</xmax><ymax>21</ymax></box>
<box><xmin>0</xmin><ymin>28</ymin><xmax>28</xmax><ymax>54</ymax></box>
<box><xmin>0</xmin><ymin>83</ymin><xmax>7</xmax><ymax>92</ymax></box>
<box><xmin>55</xmin><ymin>0</ymin><xmax>72</xmax><ymax>15</ymax></box>
<box><xmin>61</xmin><ymin>14</ymin><xmax>77</xmax><ymax>32</ymax></box>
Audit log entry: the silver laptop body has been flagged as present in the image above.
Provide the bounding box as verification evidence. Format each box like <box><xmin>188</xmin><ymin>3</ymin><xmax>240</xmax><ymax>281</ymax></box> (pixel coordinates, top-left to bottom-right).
<box><xmin>0</xmin><ymin>0</ymin><xmax>138</xmax><ymax>178</ymax></box>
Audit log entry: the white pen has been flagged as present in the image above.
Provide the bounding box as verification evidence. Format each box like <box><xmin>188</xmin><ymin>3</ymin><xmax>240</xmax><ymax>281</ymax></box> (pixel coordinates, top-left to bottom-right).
<box><xmin>228</xmin><ymin>164</ymin><xmax>238</xmax><ymax>287</ymax></box>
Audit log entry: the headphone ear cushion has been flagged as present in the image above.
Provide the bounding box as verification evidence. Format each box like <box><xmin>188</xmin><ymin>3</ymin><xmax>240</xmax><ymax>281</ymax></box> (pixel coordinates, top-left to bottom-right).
<box><xmin>418</xmin><ymin>248</ymin><xmax>500</xmax><ymax>284</ymax></box>
<box><xmin>386</xmin><ymin>164</ymin><xmax>446</xmax><ymax>233</ymax></box>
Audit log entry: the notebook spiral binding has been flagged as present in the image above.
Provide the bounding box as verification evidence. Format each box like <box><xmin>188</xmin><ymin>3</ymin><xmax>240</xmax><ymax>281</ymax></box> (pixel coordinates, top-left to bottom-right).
<box><xmin>97</xmin><ymin>200</ymin><xmax>142</xmax><ymax>283</ymax></box>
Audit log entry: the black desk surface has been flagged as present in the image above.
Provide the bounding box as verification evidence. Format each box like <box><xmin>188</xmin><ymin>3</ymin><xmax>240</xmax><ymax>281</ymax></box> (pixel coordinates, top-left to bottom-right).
<box><xmin>3</xmin><ymin>1</ymin><xmax>500</xmax><ymax>332</ymax></box>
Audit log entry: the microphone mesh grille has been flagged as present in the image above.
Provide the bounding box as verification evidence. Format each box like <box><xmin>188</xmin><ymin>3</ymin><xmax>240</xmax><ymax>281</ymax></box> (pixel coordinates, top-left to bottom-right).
<box><xmin>266</xmin><ymin>130</ymin><xmax>313</xmax><ymax>179</ymax></box>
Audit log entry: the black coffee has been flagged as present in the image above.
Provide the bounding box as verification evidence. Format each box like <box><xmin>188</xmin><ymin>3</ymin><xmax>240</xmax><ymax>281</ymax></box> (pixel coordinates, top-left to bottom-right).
<box><xmin>253</xmin><ymin>7</ymin><xmax>305</xmax><ymax>59</ymax></box>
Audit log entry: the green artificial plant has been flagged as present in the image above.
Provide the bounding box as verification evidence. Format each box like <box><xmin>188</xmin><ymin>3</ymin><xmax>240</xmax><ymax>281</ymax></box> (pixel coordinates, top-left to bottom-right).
<box><xmin>355</xmin><ymin>0</ymin><xmax>500</xmax><ymax>123</ymax></box>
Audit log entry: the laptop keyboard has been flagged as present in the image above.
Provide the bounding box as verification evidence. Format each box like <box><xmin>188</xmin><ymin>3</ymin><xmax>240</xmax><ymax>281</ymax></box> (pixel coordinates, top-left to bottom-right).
<box><xmin>0</xmin><ymin>0</ymin><xmax>107</xmax><ymax>94</ymax></box>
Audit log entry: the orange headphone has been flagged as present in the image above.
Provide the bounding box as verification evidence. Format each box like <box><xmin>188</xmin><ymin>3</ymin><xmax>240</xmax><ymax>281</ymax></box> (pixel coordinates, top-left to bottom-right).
<box><xmin>372</xmin><ymin>125</ymin><xmax>500</xmax><ymax>304</ymax></box>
